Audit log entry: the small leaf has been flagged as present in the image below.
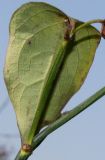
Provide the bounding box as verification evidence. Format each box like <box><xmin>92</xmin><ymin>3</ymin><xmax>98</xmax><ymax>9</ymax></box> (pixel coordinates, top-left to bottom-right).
<box><xmin>4</xmin><ymin>2</ymin><xmax>74</xmax><ymax>144</ymax></box>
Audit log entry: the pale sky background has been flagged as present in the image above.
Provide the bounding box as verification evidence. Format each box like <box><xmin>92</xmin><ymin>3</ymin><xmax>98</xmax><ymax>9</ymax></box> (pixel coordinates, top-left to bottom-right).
<box><xmin>0</xmin><ymin>0</ymin><xmax>105</xmax><ymax>160</ymax></box>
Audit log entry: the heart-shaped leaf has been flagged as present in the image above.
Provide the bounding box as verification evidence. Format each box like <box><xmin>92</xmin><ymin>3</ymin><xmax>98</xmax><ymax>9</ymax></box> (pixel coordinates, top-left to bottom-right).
<box><xmin>4</xmin><ymin>2</ymin><xmax>101</xmax><ymax>146</ymax></box>
<box><xmin>4</xmin><ymin>2</ymin><xmax>74</xmax><ymax>144</ymax></box>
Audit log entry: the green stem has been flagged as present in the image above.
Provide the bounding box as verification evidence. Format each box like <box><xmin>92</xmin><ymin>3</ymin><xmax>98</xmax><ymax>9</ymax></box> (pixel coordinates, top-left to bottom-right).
<box><xmin>15</xmin><ymin>151</ymin><xmax>30</xmax><ymax>160</ymax></box>
<box><xmin>32</xmin><ymin>86</ymin><xmax>105</xmax><ymax>148</ymax></box>
<box><xmin>71</xmin><ymin>19</ymin><xmax>105</xmax><ymax>36</ymax></box>
<box><xmin>15</xmin><ymin>86</ymin><xmax>105</xmax><ymax>160</ymax></box>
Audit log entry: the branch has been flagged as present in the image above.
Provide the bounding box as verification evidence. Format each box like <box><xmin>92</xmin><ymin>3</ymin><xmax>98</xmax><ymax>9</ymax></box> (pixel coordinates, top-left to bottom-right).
<box><xmin>15</xmin><ymin>86</ymin><xmax>105</xmax><ymax>160</ymax></box>
<box><xmin>32</xmin><ymin>86</ymin><xmax>105</xmax><ymax>147</ymax></box>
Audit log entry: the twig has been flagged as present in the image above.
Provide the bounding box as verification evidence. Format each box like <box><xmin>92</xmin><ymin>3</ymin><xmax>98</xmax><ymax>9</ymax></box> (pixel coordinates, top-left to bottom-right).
<box><xmin>15</xmin><ymin>86</ymin><xmax>105</xmax><ymax>160</ymax></box>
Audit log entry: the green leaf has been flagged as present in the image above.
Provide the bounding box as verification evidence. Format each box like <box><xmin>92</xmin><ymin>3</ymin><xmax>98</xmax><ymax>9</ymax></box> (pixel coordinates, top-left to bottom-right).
<box><xmin>4</xmin><ymin>2</ymin><xmax>74</xmax><ymax>144</ymax></box>
<box><xmin>4</xmin><ymin>2</ymin><xmax>101</xmax><ymax>146</ymax></box>
<box><xmin>41</xmin><ymin>21</ymin><xmax>101</xmax><ymax>126</ymax></box>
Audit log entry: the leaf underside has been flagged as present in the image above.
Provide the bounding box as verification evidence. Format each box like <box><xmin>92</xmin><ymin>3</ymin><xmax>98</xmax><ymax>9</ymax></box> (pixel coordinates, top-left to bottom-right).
<box><xmin>42</xmin><ymin>22</ymin><xmax>101</xmax><ymax>126</ymax></box>
<box><xmin>4</xmin><ymin>2</ymin><xmax>101</xmax><ymax>144</ymax></box>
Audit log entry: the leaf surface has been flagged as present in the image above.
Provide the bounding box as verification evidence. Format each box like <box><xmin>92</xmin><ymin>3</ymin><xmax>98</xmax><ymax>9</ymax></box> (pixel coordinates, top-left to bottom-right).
<box><xmin>4</xmin><ymin>2</ymin><xmax>73</xmax><ymax>144</ymax></box>
<box><xmin>41</xmin><ymin>21</ymin><xmax>101</xmax><ymax>126</ymax></box>
<box><xmin>4</xmin><ymin>2</ymin><xmax>101</xmax><ymax>145</ymax></box>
